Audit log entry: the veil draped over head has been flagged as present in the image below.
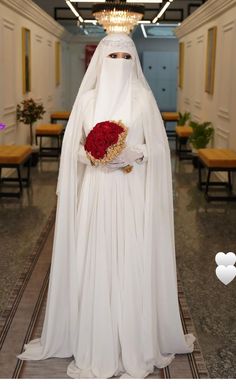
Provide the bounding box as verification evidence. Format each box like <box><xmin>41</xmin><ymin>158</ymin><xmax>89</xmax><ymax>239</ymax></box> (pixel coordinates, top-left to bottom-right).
<box><xmin>18</xmin><ymin>33</ymin><xmax>195</xmax><ymax>365</ymax></box>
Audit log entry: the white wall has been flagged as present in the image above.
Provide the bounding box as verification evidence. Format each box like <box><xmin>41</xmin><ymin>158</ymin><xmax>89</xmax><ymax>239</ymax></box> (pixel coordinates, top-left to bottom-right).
<box><xmin>0</xmin><ymin>0</ymin><xmax>69</xmax><ymax>146</ymax></box>
<box><xmin>176</xmin><ymin>0</ymin><xmax>236</xmax><ymax>155</ymax></box>
<box><xmin>67</xmin><ymin>37</ymin><xmax>100</xmax><ymax>108</ymax></box>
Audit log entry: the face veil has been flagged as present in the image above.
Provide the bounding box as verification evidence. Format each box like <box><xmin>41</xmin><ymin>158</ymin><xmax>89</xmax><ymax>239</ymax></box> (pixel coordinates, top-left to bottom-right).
<box><xmin>93</xmin><ymin>56</ymin><xmax>134</xmax><ymax>126</ymax></box>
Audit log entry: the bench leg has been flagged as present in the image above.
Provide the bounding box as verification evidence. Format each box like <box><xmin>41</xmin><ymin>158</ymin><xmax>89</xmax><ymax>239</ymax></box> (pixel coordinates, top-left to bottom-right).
<box><xmin>204</xmin><ymin>169</ymin><xmax>211</xmax><ymax>201</ymax></box>
<box><xmin>175</xmin><ymin>135</ymin><xmax>178</xmax><ymax>154</ymax></box>
<box><xmin>179</xmin><ymin>138</ymin><xmax>182</xmax><ymax>155</ymax></box>
<box><xmin>0</xmin><ymin>156</ymin><xmax>32</xmax><ymax>198</ymax></box>
<box><xmin>26</xmin><ymin>155</ymin><xmax>32</xmax><ymax>186</ymax></box>
<box><xmin>198</xmin><ymin>167</ymin><xmax>236</xmax><ymax>202</ymax></box>
<box><xmin>198</xmin><ymin>159</ymin><xmax>203</xmax><ymax>190</ymax></box>
<box><xmin>175</xmin><ymin>134</ymin><xmax>192</xmax><ymax>160</ymax></box>
<box><xmin>17</xmin><ymin>166</ymin><xmax>23</xmax><ymax>195</ymax></box>
<box><xmin>0</xmin><ymin>167</ymin><xmax>22</xmax><ymax>198</ymax></box>
<box><xmin>37</xmin><ymin>135</ymin><xmax>61</xmax><ymax>158</ymax></box>
<box><xmin>228</xmin><ymin>171</ymin><xmax>232</xmax><ymax>192</ymax></box>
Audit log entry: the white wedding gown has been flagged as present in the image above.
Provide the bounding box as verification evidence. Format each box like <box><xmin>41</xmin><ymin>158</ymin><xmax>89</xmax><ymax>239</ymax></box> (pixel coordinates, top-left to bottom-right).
<box><xmin>18</xmin><ymin>87</ymin><xmax>195</xmax><ymax>378</ymax></box>
<box><xmin>67</xmin><ymin>92</ymin><xmax>175</xmax><ymax>378</ymax></box>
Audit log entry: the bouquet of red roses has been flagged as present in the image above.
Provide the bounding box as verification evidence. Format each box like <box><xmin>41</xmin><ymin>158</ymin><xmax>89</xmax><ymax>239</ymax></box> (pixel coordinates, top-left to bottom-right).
<box><xmin>84</xmin><ymin>120</ymin><xmax>133</xmax><ymax>173</ymax></box>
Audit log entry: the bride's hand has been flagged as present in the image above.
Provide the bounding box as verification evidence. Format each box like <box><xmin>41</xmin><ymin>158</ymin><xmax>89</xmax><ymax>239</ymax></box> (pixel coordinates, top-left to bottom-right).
<box><xmin>118</xmin><ymin>148</ymin><xmax>143</xmax><ymax>164</ymax></box>
<box><xmin>106</xmin><ymin>157</ymin><xmax>128</xmax><ymax>170</ymax></box>
<box><xmin>106</xmin><ymin>147</ymin><xmax>143</xmax><ymax>170</ymax></box>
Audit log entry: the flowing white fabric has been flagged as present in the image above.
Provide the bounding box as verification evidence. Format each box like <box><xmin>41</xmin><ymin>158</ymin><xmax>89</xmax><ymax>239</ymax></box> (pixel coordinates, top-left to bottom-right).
<box><xmin>17</xmin><ymin>33</ymin><xmax>196</xmax><ymax>378</ymax></box>
<box><xmin>93</xmin><ymin>57</ymin><xmax>133</xmax><ymax>126</ymax></box>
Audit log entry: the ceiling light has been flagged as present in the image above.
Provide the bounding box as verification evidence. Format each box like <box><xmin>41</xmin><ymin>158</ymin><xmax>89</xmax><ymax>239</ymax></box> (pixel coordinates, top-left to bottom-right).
<box><xmin>92</xmin><ymin>1</ymin><xmax>144</xmax><ymax>34</ymax></box>
<box><xmin>84</xmin><ymin>19</ymin><xmax>98</xmax><ymax>25</ymax></box>
<box><xmin>66</xmin><ymin>0</ymin><xmax>83</xmax><ymax>22</ymax></box>
<box><xmin>152</xmin><ymin>0</ymin><xmax>174</xmax><ymax>23</ymax></box>
<box><xmin>141</xmin><ymin>24</ymin><xmax>147</xmax><ymax>38</ymax></box>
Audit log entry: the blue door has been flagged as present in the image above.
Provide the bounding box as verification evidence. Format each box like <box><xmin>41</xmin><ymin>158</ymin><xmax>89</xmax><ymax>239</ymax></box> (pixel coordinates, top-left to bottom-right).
<box><xmin>142</xmin><ymin>51</ymin><xmax>178</xmax><ymax>112</ymax></box>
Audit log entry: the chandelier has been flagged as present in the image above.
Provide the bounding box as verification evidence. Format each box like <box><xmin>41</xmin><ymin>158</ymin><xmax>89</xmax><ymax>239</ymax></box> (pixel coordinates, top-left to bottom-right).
<box><xmin>92</xmin><ymin>1</ymin><xmax>144</xmax><ymax>34</ymax></box>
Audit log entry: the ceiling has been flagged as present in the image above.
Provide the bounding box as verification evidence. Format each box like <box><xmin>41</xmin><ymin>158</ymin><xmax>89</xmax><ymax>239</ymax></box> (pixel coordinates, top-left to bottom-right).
<box><xmin>33</xmin><ymin>1</ymin><xmax>208</xmax><ymax>36</ymax></box>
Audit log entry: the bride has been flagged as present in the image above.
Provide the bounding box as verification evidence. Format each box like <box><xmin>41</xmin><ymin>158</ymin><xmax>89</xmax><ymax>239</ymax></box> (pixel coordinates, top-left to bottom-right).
<box><xmin>17</xmin><ymin>32</ymin><xmax>195</xmax><ymax>379</ymax></box>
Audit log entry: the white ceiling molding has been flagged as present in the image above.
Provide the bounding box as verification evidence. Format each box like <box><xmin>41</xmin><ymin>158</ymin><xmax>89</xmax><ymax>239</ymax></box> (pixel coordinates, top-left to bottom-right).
<box><xmin>0</xmin><ymin>0</ymin><xmax>72</xmax><ymax>40</ymax></box>
<box><xmin>175</xmin><ymin>0</ymin><xmax>236</xmax><ymax>38</ymax></box>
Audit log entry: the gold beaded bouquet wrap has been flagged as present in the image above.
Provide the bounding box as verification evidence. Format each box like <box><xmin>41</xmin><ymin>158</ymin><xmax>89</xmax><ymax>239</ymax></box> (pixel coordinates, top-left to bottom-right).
<box><xmin>84</xmin><ymin>120</ymin><xmax>133</xmax><ymax>173</ymax></box>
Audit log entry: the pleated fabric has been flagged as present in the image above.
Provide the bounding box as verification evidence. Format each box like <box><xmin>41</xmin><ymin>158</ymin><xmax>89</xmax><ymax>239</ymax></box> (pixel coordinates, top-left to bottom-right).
<box><xmin>17</xmin><ymin>59</ymin><xmax>195</xmax><ymax>377</ymax></box>
<box><xmin>65</xmin><ymin>95</ymin><xmax>176</xmax><ymax>378</ymax></box>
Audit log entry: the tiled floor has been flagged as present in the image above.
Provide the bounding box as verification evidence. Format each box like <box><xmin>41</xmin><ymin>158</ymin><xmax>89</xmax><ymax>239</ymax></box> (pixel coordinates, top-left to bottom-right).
<box><xmin>1</xmin><ymin>142</ymin><xmax>236</xmax><ymax>378</ymax></box>
<box><xmin>0</xmin><ymin>159</ymin><xmax>58</xmax><ymax>313</ymax></box>
<box><xmin>171</xmin><ymin>142</ymin><xmax>236</xmax><ymax>378</ymax></box>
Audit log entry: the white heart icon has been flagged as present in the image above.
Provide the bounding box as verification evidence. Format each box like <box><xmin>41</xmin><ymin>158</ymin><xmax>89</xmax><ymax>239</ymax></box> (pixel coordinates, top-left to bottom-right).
<box><xmin>215</xmin><ymin>252</ymin><xmax>236</xmax><ymax>266</ymax></box>
<box><xmin>216</xmin><ymin>265</ymin><xmax>236</xmax><ymax>285</ymax></box>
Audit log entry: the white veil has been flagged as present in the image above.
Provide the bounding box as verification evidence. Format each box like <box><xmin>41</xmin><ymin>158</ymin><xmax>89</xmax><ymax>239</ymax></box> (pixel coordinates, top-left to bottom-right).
<box><xmin>18</xmin><ymin>33</ymin><xmax>195</xmax><ymax>363</ymax></box>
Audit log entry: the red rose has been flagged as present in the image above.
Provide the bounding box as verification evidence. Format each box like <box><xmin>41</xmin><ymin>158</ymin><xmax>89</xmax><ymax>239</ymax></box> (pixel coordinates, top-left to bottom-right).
<box><xmin>84</xmin><ymin>120</ymin><xmax>127</xmax><ymax>164</ymax></box>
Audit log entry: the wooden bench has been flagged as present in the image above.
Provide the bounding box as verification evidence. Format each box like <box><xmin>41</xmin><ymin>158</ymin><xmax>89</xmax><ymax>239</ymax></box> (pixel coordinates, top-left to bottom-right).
<box><xmin>50</xmin><ymin>111</ymin><xmax>70</xmax><ymax>124</ymax></box>
<box><xmin>0</xmin><ymin>145</ymin><xmax>32</xmax><ymax>198</ymax></box>
<box><xmin>198</xmin><ymin>148</ymin><xmax>236</xmax><ymax>201</ymax></box>
<box><xmin>175</xmin><ymin>126</ymin><xmax>193</xmax><ymax>160</ymax></box>
<box><xmin>36</xmin><ymin>124</ymin><xmax>64</xmax><ymax>157</ymax></box>
<box><xmin>161</xmin><ymin>112</ymin><xmax>180</xmax><ymax>140</ymax></box>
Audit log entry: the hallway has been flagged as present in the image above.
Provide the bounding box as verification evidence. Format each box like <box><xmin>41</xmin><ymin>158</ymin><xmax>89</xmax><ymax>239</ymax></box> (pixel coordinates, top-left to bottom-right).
<box><xmin>1</xmin><ymin>0</ymin><xmax>236</xmax><ymax>382</ymax></box>
<box><xmin>0</xmin><ymin>141</ymin><xmax>236</xmax><ymax>378</ymax></box>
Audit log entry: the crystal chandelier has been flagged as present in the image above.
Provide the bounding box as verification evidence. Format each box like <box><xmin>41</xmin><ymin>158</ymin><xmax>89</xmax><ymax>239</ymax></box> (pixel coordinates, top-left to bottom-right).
<box><xmin>92</xmin><ymin>1</ymin><xmax>144</xmax><ymax>34</ymax></box>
